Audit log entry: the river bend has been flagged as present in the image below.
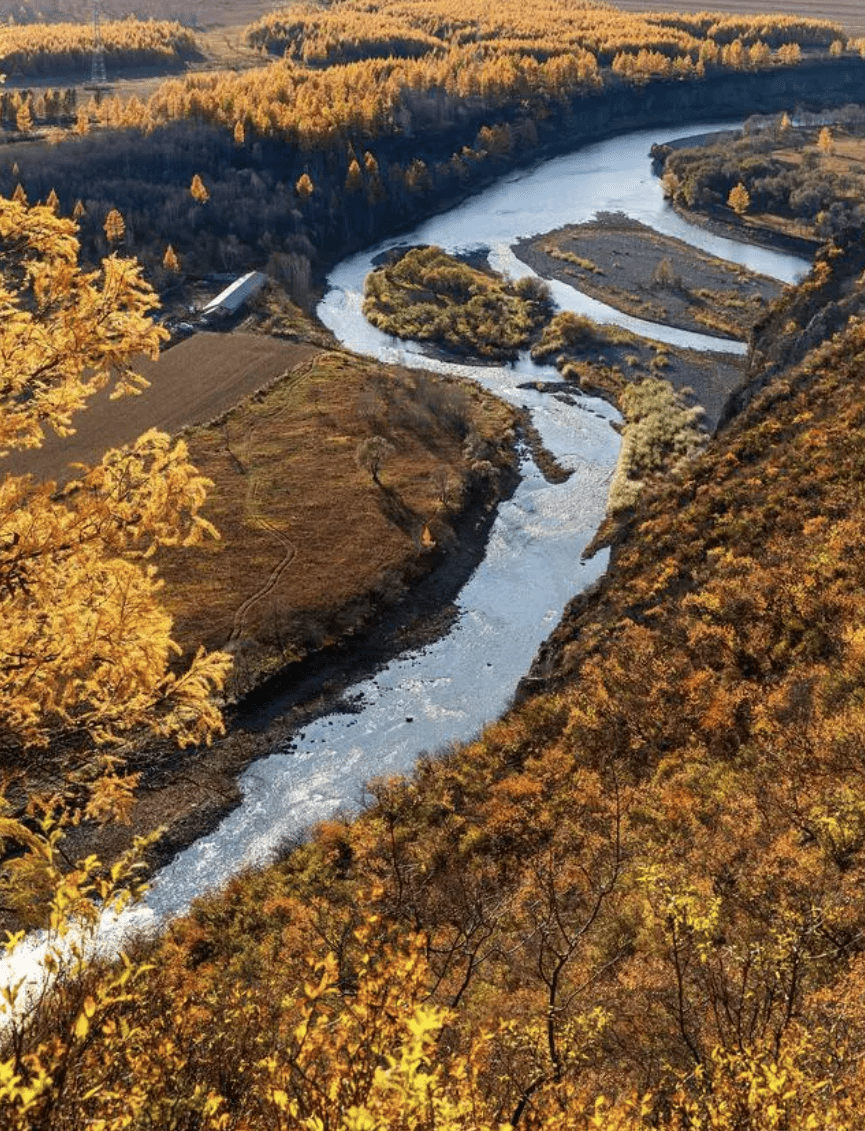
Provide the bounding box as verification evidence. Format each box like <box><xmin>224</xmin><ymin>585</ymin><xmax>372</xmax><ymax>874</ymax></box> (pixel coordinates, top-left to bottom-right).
<box><xmin>0</xmin><ymin>120</ymin><xmax>810</xmax><ymax>995</ymax></box>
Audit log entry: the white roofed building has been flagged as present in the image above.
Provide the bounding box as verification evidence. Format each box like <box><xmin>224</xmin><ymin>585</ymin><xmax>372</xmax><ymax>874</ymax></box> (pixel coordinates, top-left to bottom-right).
<box><xmin>201</xmin><ymin>271</ymin><xmax>268</xmax><ymax>320</ymax></box>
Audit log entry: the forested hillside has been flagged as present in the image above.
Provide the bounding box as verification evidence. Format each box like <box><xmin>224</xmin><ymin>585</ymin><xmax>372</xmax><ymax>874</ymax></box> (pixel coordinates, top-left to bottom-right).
<box><xmin>5</xmin><ymin>2</ymin><xmax>865</xmax><ymax>1126</ymax></box>
<box><xmin>6</xmin><ymin>192</ymin><xmax>865</xmax><ymax>1128</ymax></box>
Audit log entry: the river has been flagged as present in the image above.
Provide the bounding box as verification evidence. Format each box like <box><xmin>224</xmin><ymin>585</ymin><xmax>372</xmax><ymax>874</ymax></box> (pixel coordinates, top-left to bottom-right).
<box><xmin>0</xmin><ymin>120</ymin><xmax>809</xmax><ymax>999</ymax></box>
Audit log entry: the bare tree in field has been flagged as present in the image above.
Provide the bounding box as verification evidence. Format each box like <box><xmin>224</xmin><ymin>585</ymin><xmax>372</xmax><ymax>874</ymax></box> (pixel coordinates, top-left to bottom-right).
<box><xmin>356</xmin><ymin>435</ymin><xmax>394</xmax><ymax>485</ymax></box>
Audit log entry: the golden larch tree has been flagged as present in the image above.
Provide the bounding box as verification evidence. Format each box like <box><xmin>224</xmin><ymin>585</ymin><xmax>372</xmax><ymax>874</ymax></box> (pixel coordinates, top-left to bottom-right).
<box><xmin>818</xmin><ymin>126</ymin><xmax>834</xmax><ymax>155</ymax></box>
<box><xmin>233</xmin><ymin>119</ymin><xmax>245</xmax><ymax>145</ymax></box>
<box><xmin>189</xmin><ymin>173</ymin><xmax>210</xmax><ymax>203</ymax></box>
<box><xmin>345</xmin><ymin>157</ymin><xmax>363</xmax><ymax>192</ymax></box>
<box><xmin>0</xmin><ymin>195</ymin><xmax>230</xmax><ymax>768</ymax></box>
<box><xmin>45</xmin><ymin>187</ymin><xmax>60</xmax><ymax>214</ymax></box>
<box><xmin>15</xmin><ymin>99</ymin><xmax>32</xmax><ymax>133</ymax></box>
<box><xmin>296</xmin><ymin>172</ymin><xmax>315</xmax><ymax>198</ymax></box>
<box><xmin>104</xmin><ymin>207</ymin><xmax>125</xmax><ymax>243</ymax></box>
<box><xmin>162</xmin><ymin>243</ymin><xmax>180</xmax><ymax>272</ymax></box>
<box><xmin>727</xmin><ymin>182</ymin><xmax>750</xmax><ymax>215</ymax></box>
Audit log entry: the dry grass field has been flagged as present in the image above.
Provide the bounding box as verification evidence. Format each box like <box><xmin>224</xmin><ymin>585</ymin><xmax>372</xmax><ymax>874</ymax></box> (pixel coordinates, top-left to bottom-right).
<box><xmin>156</xmin><ymin>348</ymin><xmax>516</xmax><ymax>694</ymax></box>
<box><xmin>614</xmin><ymin>0</ymin><xmax>865</xmax><ymax>37</ymax></box>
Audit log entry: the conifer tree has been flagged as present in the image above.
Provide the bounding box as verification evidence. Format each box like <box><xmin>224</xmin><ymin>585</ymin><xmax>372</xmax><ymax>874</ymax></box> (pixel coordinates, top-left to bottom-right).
<box><xmin>189</xmin><ymin>173</ymin><xmax>210</xmax><ymax>203</ymax></box>
<box><xmin>15</xmin><ymin>99</ymin><xmax>32</xmax><ymax>133</ymax></box>
<box><xmin>103</xmin><ymin>207</ymin><xmax>125</xmax><ymax>243</ymax></box>
<box><xmin>727</xmin><ymin>182</ymin><xmax>750</xmax><ymax>215</ymax></box>
<box><xmin>296</xmin><ymin>172</ymin><xmax>315</xmax><ymax>198</ymax></box>
<box><xmin>162</xmin><ymin>243</ymin><xmax>180</xmax><ymax>272</ymax></box>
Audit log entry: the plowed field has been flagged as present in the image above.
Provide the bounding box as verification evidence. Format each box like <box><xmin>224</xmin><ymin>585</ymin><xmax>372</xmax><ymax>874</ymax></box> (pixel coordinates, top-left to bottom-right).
<box><xmin>12</xmin><ymin>332</ymin><xmax>317</xmax><ymax>484</ymax></box>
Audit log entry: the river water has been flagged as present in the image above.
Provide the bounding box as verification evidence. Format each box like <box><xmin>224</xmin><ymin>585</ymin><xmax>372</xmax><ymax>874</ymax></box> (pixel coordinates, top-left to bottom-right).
<box><xmin>0</xmin><ymin>121</ymin><xmax>809</xmax><ymax>997</ymax></box>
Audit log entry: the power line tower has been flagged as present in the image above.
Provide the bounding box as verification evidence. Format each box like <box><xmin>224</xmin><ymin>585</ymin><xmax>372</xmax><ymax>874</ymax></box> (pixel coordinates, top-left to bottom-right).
<box><xmin>84</xmin><ymin>4</ymin><xmax>112</xmax><ymax>100</ymax></box>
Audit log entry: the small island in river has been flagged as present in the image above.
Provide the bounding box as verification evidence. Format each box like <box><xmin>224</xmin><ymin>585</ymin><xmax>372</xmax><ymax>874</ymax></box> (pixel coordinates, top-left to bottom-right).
<box><xmin>514</xmin><ymin>211</ymin><xmax>782</xmax><ymax>341</ymax></box>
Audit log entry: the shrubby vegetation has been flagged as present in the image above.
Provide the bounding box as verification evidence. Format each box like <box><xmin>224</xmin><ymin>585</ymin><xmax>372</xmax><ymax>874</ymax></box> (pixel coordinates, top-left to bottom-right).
<box><xmin>363</xmin><ymin>246</ymin><xmax>552</xmax><ymax>359</ymax></box>
<box><xmin>607</xmin><ymin>377</ymin><xmax>705</xmax><ymax>512</ymax></box>
<box><xmin>657</xmin><ymin>107</ymin><xmax>865</xmax><ymax>239</ymax></box>
<box><xmin>530</xmin><ymin>309</ymin><xmax>612</xmax><ymax>358</ymax></box>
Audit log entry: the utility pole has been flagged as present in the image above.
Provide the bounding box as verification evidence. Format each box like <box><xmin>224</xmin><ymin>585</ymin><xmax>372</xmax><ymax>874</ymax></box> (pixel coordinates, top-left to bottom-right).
<box><xmin>84</xmin><ymin>4</ymin><xmax>112</xmax><ymax>101</ymax></box>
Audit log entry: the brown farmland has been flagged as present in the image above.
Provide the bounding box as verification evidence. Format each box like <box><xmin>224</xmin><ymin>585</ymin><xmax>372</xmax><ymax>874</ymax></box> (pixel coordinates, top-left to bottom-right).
<box><xmin>12</xmin><ymin>332</ymin><xmax>317</xmax><ymax>485</ymax></box>
<box><xmin>614</xmin><ymin>0</ymin><xmax>865</xmax><ymax>37</ymax></box>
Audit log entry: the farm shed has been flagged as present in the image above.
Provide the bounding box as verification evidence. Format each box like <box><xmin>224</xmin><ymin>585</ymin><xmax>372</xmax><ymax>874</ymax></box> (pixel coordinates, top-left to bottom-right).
<box><xmin>201</xmin><ymin>271</ymin><xmax>268</xmax><ymax>318</ymax></box>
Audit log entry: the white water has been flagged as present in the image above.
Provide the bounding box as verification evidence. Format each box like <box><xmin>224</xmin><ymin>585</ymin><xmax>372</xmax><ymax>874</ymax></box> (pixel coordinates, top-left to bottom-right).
<box><xmin>0</xmin><ymin>120</ymin><xmax>809</xmax><ymax>1004</ymax></box>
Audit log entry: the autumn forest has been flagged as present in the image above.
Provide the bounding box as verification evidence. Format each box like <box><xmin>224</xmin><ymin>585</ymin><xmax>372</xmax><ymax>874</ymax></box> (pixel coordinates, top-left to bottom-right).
<box><xmin>4</xmin><ymin>0</ymin><xmax>865</xmax><ymax>1127</ymax></box>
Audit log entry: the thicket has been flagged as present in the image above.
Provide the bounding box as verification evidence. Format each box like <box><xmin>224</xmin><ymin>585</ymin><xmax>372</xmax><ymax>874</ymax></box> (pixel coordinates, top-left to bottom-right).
<box><xmin>606</xmin><ymin>376</ymin><xmax>705</xmax><ymax>512</ymax></box>
<box><xmin>7</xmin><ymin>246</ymin><xmax>865</xmax><ymax>1127</ymax></box>
<box><xmin>363</xmin><ymin>246</ymin><xmax>552</xmax><ymax>359</ymax></box>
<box><xmin>657</xmin><ymin>108</ymin><xmax>865</xmax><ymax>238</ymax></box>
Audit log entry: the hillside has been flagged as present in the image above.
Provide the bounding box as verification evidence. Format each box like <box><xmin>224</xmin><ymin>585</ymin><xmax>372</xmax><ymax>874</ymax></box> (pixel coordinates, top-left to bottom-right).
<box><xmin>6</xmin><ymin>3</ymin><xmax>865</xmax><ymax>1126</ymax></box>
<box><xmin>5</xmin><ymin>168</ymin><xmax>865</xmax><ymax>1131</ymax></box>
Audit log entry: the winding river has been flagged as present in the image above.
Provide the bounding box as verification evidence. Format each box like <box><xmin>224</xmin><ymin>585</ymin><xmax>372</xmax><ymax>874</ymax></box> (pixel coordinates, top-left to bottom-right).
<box><xmin>1</xmin><ymin>120</ymin><xmax>810</xmax><ymax>998</ymax></box>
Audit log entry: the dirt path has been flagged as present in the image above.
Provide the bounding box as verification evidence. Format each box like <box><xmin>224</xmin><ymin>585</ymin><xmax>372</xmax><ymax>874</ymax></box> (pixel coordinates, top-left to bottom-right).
<box><xmin>229</xmin><ymin>517</ymin><xmax>297</xmax><ymax>644</ymax></box>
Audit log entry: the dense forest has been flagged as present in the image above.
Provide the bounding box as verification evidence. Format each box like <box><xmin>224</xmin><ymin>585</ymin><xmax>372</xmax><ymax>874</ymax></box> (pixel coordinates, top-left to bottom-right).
<box><xmin>6</xmin><ymin>0</ymin><xmax>865</xmax><ymax>1126</ymax></box>
<box><xmin>0</xmin><ymin>18</ymin><xmax>199</xmax><ymax>78</ymax></box>
<box><xmin>1</xmin><ymin>0</ymin><xmax>861</xmax><ymax>301</ymax></box>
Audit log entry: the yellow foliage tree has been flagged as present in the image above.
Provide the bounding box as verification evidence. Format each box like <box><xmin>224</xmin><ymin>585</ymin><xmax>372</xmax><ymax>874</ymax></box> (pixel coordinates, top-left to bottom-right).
<box><xmin>345</xmin><ymin>156</ymin><xmax>363</xmax><ymax>192</ymax></box>
<box><xmin>14</xmin><ymin>97</ymin><xmax>31</xmax><ymax>133</ymax></box>
<box><xmin>103</xmin><ymin>206</ymin><xmax>125</xmax><ymax>243</ymax></box>
<box><xmin>190</xmin><ymin>172</ymin><xmax>210</xmax><ymax>203</ymax></box>
<box><xmin>818</xmin><ymin>125</ymin><xmax>834</xmax><ymax>154</ymax></box>
<box><xmin>233</xmin><ymin>118</ymin><xmax>245</xmax><ymax>145</ymax></box>
<box><xmin>727</xmin><ymin>182</ymin><xmax>750</xmax><ymax>215</ymax></box>
<box><xmin>162</xmin><ymin>242</ymin><xmax>180</xmax><ymax>272</ymax></box>
<box><xmin>0</xmin><ymin>196</ymin><xmax>231</xmax><ymax>773</ymax></box>
<box><xmin>45</xmin><ymin>187</ymin><xmax>59</xmax><ymax>214</ymax></box>
<box><xmin>296</xmin><ymin>171</ymin><xmax>315</xmax><ymax>198</ymax></box>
